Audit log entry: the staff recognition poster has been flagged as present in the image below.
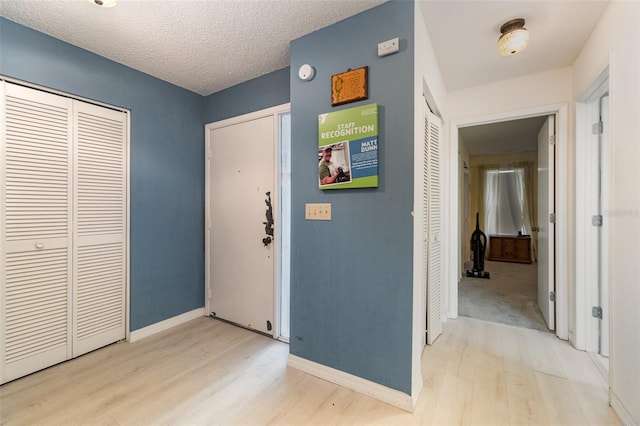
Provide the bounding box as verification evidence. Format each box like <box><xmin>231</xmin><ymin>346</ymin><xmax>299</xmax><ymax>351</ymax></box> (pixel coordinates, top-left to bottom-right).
<box><xmin>318</xmin><ymin>103</ymin><xmax>378</xmax><ymax>190</ymax></box>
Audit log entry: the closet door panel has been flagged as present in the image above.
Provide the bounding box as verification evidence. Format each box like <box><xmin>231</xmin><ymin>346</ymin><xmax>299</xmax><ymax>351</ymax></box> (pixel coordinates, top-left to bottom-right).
<box><xmin>3</xmin><ymin>247</ymin><xmax>69</xmax><ymax>382</ymax></box>
<box><xmin>1</xmin><ymin>83</ymin><xmax>73</xmax><ymax>383</ymax></box>
<box><xmin>72</xmin><ymin>101</ymin><xmax>126</xmax><ymax>357</ymax></box>
<box><xmin>425</xmin><ymin>110</ymin><xmax>442</xmax><ymax>345</ymax></box>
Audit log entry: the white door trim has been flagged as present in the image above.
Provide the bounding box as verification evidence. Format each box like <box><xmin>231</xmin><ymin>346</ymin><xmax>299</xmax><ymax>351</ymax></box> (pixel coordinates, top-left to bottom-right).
<box><xmin>204</xmin><ymin>103</ymin><xmax>290</xmax><ymax>339</ymax></box>
<box><xmin>448</xmin><ymin>103</ymin><xmax>569</xmax><ymax>341</ymax></box>
<box><xmin>575</xmin><ymin>68</ymin><xmax>610</xmax><ymax>353</ymax></box>
<box><xmin>274</xmin><ymin>110</ymin><xmax>291</xmax><ymax>342</ymax></box>
<box><xmin>124</xmin><ymin>108</ymin><xmax>131</xmax><ymax>342</ymax></box>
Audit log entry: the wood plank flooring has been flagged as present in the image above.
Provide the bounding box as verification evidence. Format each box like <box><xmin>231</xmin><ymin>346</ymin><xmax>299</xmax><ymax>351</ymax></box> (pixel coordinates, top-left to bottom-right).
<box><xmin>0</xmin><ymin>316</ymin><xmax>620</xmax><ymax>425</ymax></box>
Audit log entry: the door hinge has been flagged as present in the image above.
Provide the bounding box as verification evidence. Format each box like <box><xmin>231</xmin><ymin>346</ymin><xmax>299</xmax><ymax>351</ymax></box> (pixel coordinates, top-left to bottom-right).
<box><xmin>592</xmin><ymin>306</ymin><xmax>603</xmax><ymax>319</ymax></box>
<box><xmin>549</xmin><ymin>134</ymin><xmax>556</xmax><ymax>145</ymax></box>
<box><xmin>592</xmin><ymin>121</ymin><xmax>603</xmax><ymax>135</ymax></box>
<box><xmin>592</xmin><ymin>214</ymin><xmax>603</xmax><ymax>227</ymax></box>
<box><xmin>550</xmin><ymin>291</ymin><xmax>556</xmax><ymax>302</ymax></box>
<box><xmin>549</xmin><ymin>213</ymin><xmax>556</xmax><ymax>224</ymax></box>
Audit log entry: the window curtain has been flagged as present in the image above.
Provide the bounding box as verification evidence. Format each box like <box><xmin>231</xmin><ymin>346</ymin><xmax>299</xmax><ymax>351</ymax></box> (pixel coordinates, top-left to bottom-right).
<box><xmin>480</xmin><ymin>162</ymin><xmax>536</xmax><ymax>261</ymax></box>
<box><xmin>483</xmin><ymin>169</ymin><xmax>500</xmax><ymax>240</ymax></box>
<box><xmin>516</xmin><ymin>164</ymin><xmax>537</xmax><ymax>261</ymax></box>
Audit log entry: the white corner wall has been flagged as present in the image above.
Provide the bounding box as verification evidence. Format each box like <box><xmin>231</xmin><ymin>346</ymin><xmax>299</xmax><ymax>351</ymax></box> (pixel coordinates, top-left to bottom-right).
<box><xmin>573</xmin><ymin>2</ymin><xmax>640</xmax><ymax>424</ymax></box>
<box><xmin>412</xmin><ymin>1</ymin><xmax>449</xmax><ymax>407</ymax></box>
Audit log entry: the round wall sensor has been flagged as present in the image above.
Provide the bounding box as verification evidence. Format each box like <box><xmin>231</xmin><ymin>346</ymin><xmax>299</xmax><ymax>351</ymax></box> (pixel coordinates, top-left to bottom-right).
<box><xmin>298</xmin><ymin>64</ymin><xmax>315</xmax><ymax>81</ymax></box>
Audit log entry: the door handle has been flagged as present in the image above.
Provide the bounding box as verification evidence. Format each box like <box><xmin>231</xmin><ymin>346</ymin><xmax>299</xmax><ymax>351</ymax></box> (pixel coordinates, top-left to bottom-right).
<box><xmin>263</xmin><ymin>191</ymin><xmax>274</xmax><ymax>237</ymax></box>
<box><xmin>531</xmin><ymin>226</ymin><xmax>539</xmax><ymax>232</ymax></box>
<box><xmin>261</xmin><ymin>191</ymin><xmax>274</xmax><ymax>247</ymax></box>
<box><xmin>35</xmin><ymin>242</ymin><xmax>45</xmax><ymax>249</ymax></box>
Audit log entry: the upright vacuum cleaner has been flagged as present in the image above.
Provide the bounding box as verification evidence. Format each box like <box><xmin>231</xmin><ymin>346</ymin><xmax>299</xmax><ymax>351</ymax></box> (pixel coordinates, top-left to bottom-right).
<box><xmin>466</xmin><ymin>212</ymin><xmax>490</xmax><ymax>279</ymax></box>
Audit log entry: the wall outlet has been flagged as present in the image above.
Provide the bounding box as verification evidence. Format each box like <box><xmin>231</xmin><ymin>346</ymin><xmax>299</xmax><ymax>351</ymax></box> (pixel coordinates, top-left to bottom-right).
<box><xmin>305</xmin><ymin>203</ymin><xmax>331</xmax><ymax>220</ymax></box>
<box><xmin>378</xmin><ymin>37</ymin><xmax>399</xmax><ymax>57</ymax></box>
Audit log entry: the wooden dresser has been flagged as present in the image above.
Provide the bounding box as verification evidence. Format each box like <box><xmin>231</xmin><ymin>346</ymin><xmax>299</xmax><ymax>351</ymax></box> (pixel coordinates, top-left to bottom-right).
<box><xmin>488</xmin><ymin>235</ymin><xmax>532</xmax><ymax>264</ymax></box>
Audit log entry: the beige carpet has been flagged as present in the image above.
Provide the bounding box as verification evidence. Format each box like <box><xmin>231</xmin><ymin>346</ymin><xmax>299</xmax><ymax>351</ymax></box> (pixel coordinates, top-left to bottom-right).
<box><xmin>459</xmin><ymin>260</ymin><xmax>549</xmax><ymax>331</ymax></box>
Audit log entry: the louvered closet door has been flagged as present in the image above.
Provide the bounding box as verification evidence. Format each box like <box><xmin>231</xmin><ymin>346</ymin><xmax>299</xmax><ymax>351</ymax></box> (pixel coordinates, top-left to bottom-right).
<box><xmin>72</xmin><ymin>101</ymin><xmax>126</xmax><ymax>357</ymax></box>
<box><xmin>1</xmin><ymin>83</ymin><xmax>73</xmax><ymax>383</ymax></box>
<box><xmin>425</xmin><ymin>109</ymin><xmax>442</xmax><ymax>345</ymax></box>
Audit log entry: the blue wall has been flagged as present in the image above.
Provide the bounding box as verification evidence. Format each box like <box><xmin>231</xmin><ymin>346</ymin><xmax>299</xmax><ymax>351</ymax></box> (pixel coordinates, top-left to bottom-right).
<box><xmin>289</xmin><ymin>1</ymin><xmax>415</xmax><ymax>394</ymax></box>
<box><xmin>203</xmin><ymin>67</ymin><xmax>290</xmax><ymax>123</ymax></box>
<box><xmin>0</xmin><ymin>18</ymin><xmax>205</xmax><ymax>330</ymax></box>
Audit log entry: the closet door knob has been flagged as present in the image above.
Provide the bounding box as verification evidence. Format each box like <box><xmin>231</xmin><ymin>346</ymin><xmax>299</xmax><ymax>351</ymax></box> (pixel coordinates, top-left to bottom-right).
<box><xmin>35</xmin><ymin>242</ymin><xmax>45</xmax><ymax>249</ymax></box>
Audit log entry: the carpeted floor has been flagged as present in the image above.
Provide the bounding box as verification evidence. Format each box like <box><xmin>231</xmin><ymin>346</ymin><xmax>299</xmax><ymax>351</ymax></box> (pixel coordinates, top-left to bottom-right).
<box><xmin>459</xmin><ymin>260</ymin><xmax>549</xmax><ymax>331</ymax></box>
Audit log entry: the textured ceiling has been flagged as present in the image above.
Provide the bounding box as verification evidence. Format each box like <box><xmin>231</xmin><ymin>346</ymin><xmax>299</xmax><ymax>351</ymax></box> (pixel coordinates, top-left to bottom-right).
<box><xmin>460</xmin><ymin>116</ymin><xmax>548</xmax><ymax>156</ymax></box>
<box><xmin>419</xmin><ymin>0</ymin><xmax>608</xmax><ymax>92</ymax></box>
<box><xmin>1</xmin><ymin>1</ymin><xmax>609</xmax><ymax>96</ymax></box>
<box><xmin>0</xmin><ymin>0</ymin><xmax>386</xmax><ymax>96</ymax></box>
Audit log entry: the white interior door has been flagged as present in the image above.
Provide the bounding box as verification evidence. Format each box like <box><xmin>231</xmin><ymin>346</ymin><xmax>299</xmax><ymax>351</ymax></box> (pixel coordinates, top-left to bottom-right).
<box><xmin>425</xmin><ymin>109</ymin><xmax>442</xmax><ymax>345</ymax></box>
<box><xmin>72</xmin><ymin>101</ymin><xmax>127</xmax><ymax>357</ymax></box>
<box><xmin>598</xmin><ymin>94</ymin><xmax>610</xmax><ymax>357</ymax></box>
<box><xmin>537</xmin><ymin>115</ymin><xmax>555</xmax><ymax>330</ymax></box>
<box><xmin>1</xmin><ymin>83</ymin><xmax>73</xmax><ymax>383</ymax></box>
<box><xmin>208</xmin><ymin>116</ymin><xmax>275</xmax><ymax>335</ymax></box>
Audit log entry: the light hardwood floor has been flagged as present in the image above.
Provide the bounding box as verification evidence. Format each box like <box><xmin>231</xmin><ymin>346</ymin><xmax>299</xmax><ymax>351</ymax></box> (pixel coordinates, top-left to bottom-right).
<box><xmin>0</xmin><ymin>316</ymin><xmax>619</xmax><ymax>425</ymax></box>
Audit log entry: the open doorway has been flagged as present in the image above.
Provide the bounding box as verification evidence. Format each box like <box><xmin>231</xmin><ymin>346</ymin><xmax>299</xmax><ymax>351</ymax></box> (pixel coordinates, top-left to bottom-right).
<box><xmin>457</xmin><ymin>115</ymin><xmax>556</xmax><ymax>332</ymax></box>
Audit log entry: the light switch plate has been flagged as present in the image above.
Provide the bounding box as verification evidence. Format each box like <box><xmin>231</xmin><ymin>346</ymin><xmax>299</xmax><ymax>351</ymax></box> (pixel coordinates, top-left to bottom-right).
<box><xmin>305</xmin><ymin>203</ymin><xmax>331</xmax><ymax>220</ymax></box>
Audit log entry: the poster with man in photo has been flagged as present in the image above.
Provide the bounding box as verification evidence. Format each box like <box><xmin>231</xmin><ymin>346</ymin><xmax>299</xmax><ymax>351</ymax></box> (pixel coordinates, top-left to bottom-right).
<box><xmin>318</xmin><ymin>103</ymin><xmax>378</xmax><ymax>189</ymax></box>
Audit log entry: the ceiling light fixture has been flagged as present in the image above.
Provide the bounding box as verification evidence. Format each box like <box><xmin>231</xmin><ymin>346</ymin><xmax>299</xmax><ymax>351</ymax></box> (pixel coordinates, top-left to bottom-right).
<box><xmin>89</xmin><ymin>0</ymin><xmax>117</xmax><ymax>7</ymax></box>
<box><xmin>497</xmin><ymin>18</ymin><xmax>529</xmax><ymax>56</ymax></box>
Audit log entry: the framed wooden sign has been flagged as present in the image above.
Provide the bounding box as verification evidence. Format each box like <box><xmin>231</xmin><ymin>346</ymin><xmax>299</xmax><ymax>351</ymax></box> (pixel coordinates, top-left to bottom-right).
<box><xmin>331</xmin><ymin>66</ymin><xmax>368</xmax><ymax>107</ymax></box>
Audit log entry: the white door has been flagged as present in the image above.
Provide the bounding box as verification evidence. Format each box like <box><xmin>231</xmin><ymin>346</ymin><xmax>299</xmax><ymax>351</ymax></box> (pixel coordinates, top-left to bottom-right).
<box><xmin>425</xmin><ymin>109</ymin><xmax>442</xmax><ymax>345</ymax></box>
<box><xmin>1</xmin><ymin>83</ymin><xmax>73</xmax><ymax>383</ymax></box>
<box><xmin>537</xmin><ymin>115</ymin><xmax>555</xmax><ymax>330</ymax></box>
<box><xmin>598</xmin><ymin>94</ymin><xmax>610</xmax><ymax>357</ymax></box>
<box><xmin>72</xmin><ymin>101</ymin><xmax>127</xmax><ymax>357</ymax></box>
<box><xmin>1</xmin><ymin>82</ymin><xmax>128</xmax><ymax>384</ymax></box>
<box><xmin>208</xmin><ymin>116</ymin><xmax>275</xmax><ymax>335</ymax></box>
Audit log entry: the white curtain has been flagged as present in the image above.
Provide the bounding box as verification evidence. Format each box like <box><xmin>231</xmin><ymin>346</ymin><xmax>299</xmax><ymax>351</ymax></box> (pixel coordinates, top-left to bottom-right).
<box><xmin>483</xmin><ymin>166</ymin><xmax>533</xmax><ymax>258</ymax></box>
<box><xmin>483</xmin><ymin>169</ymin><xmax>500</xmax><ymax>238</ymax></box>
<box><xmin>513</xmin><ymin>167</ymin><xmax>532</xmax><ymax>237</ymax></box>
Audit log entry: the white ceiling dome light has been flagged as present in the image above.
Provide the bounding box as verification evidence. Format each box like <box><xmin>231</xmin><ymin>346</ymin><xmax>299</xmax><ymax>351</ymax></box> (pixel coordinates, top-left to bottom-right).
<box><xmin>88</xmin><ymin>0</ymin><xmax>117</xmax><ymax>8</ymax></box>
<box><xmin>497</xmin><ymin>18</ymin><xmax>529</xmax><ymax>56</ymax></box>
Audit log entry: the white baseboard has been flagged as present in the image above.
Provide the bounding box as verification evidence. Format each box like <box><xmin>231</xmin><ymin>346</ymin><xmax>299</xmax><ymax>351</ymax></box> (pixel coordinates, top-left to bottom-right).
<box><xmin>129</xmin><ymin>307</ymin><xmax>205</xmax><ymax>343</ymax></box>
<box><xmin>287</xmin><ymin>354</ymin><xmax>415</xmax><ymax>412</ymax></box>
<box><xmin>412</xmin><ymin>372</ymin><xmax>423</xmax><ymax>409</ymax></box>
<box><xmin>611</xmin><ymin>393</ymin><xmax>638</xmax><ymax>426</ymax></box>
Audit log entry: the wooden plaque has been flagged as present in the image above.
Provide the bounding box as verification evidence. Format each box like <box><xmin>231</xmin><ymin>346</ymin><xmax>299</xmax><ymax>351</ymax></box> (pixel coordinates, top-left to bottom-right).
<box><xmin>331</xmin><ymin>66</ymin><xmax>368</xmax><ymax>106</ymax></box>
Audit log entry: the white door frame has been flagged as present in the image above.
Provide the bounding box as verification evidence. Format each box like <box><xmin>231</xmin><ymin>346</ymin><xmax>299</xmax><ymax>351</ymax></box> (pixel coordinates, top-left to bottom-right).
<box><xmin>575</xmin><ymin>68</ymin><xmax>609</xmax><ymax>353</ymax></box>
<box><xmin>204</xmin><ymin>103</ymin><xmax>290</xmax><ymax>339</ymax></box>
<box><xmin>448</xmin><ymin>103</ymin><xmax>569</xmax><ymax>341</ymax></box>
